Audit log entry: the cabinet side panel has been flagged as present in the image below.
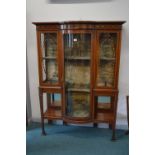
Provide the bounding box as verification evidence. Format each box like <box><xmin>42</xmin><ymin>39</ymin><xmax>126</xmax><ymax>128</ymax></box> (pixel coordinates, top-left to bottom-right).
<box><xmin>36</xmin><ymin>30</ymin><xmax>42</xmax><ymax>85</ymax></box>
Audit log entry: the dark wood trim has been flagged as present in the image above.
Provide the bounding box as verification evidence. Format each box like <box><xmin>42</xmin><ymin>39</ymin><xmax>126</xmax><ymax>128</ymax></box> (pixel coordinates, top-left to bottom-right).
<box><xmin>39</xmin><ymin>86</ymin><xmax>62</xmax><ymax>93</ymax></box>
<box><xmin>111</xmin><ymin>94</ymin><xmax>118</xmax><ymax>140</ymax></box>
<box><xmin>47</xmin><ymin>93</ymin><xmax>52</xmax><ymax>124</ymax></box>
<box><xmin>36</xmin><ymin>31</ymin><xmax>42</xmax><ymax>85</ymax></box>
<box><xmin>33</xmin><ymin>21</ymin><xmax>126</xmax><ymax>25</ymax></box>
<box><xmin>38</xmin><ymin>87</ymin><xmax>46</xmax><ymax>135</ymax></box>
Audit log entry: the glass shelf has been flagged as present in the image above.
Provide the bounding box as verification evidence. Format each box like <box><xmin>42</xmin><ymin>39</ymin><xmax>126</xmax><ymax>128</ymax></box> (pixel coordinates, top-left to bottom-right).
<box><xmin>100</xmin><ymin>57</ymin><xmax>116</xmax><ymax>61</ymax></box>
<box><xmin>42</xmin><ymin>56</ymin><xmax>56</xmax><ymax>60</ymax></box>
<box><xmin>65</xmin><ymin>56</ymin><xmax>90</xmax><ymax>60</ymax></box>
<box><xmin>43</xmin><ymin>78</ymin><xmax>58</xmax><ymax>83</ymax></box>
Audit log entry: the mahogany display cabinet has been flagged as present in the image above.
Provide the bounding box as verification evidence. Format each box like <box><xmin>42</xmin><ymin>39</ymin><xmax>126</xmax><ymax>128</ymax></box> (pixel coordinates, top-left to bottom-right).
<box><xmin>33</xmin><ymin>21</ymin><xmax>125</xmax><ymax>140</ymax></box>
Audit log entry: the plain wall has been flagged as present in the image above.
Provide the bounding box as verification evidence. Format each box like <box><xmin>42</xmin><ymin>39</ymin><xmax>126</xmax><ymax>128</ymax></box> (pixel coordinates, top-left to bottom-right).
<box><xmin>26</xmin><ymin>54</ymin><xmax>32</xmax><ymax>120</ymax></box>
<box><xmin>26</xmin><ymin>0</ymin><xmax>129</xmax><ymax>128</ymax></box>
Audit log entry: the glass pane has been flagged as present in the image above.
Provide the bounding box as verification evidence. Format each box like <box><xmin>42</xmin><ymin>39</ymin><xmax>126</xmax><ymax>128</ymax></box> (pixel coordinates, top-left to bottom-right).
<box><xmin>41</xmin><ymin>33</ymin><xmax>59</xmax><ymax>84</ymax></box>
<box><xmin>97</xmin><ymin>61</ymin><xmax>115</xmax><ymax>87</ymax></box>
<box><xmin>64</xmin><ymin>33</ymin><xmax>91</xmax><ymax>118</ymax></box>
<box><xmin>97</xmin><ymin>33</ymin><xmax>117</xmax><ymax>87</ymax></box>
<box><xmin>64</xmin><ymin>33</ymin><xmax>91</xmax><ymax>58</ymax></box>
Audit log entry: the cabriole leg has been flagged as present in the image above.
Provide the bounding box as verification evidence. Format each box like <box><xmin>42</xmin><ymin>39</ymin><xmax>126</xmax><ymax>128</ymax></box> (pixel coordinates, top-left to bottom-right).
<box><xmin>111</xmin><ymin>94</ymin><xmax>118</xmax><ymax>141</ymax></box>
<box><xmin>109</xmin><ymin>124</ymin><xmax>112</xmax><ymax>129</ymax></box>
<box><xmin>93</xmin><ymin>123</ymin><xmax>98</xmax><ymax>127</ymax></box>
<box><xmin>111</xmin><ymin>123</ymin><xmax>116</xmax><ymax>141</ymax></box>
<box><xmin>63</xmin><ymin>121</ymin><xmax>67</xmax><ymax>125</ymax></box>
<box><xmin>47</xmin><ymin>93</ymin><xmax>52</xmax><ymax>124</ymax></box>
<box><xmin>39</xmin><ymin>88</ymin><xmax>46</xmax><ymax>136</ymax></box>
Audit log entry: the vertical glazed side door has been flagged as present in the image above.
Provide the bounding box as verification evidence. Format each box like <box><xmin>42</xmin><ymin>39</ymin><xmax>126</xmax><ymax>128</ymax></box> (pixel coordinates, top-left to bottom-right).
<box><xmin>63</xmin><ymin>30</ymin><xmax>93</xmax><ymax>121</ymax></box>
<box><xmin>95</xmin><ymin>31</ymin><xmax>120</xmax><ymax>89</ymax></box>
<box><xmin>37</xmin><ymin>31</ymin><xmax>62</xmax><ymax>86</ymax></box>
<box><xmin>93</xmin><ymin>30</ymin><xmax>121</xmax><ymax>119</ymax></box>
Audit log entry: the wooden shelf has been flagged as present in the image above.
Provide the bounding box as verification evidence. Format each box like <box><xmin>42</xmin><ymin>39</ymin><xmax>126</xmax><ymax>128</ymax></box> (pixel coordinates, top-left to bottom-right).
<box><xmin>94</xmin><ymin>113</ymin><xmax>114</xmax><ymax>123</ymax></box>
<box><xmin>44</xmin><ymin>108</ymin><xmax>62</xmax><ymax>120</ymax></box>
<box><xmin>50</xmin><ymin>101</ymin><xmax>61</xmax><ymax>109</ymax></box>
<box><xmin>98</xmin><ymin>103</ymin><xmax>111</xmax><ymax>110</ymax></box>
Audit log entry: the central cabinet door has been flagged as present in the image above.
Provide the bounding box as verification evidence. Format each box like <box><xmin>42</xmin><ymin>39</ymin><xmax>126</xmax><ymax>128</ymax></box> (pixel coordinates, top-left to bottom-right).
<box><xmin>63</xmin><ymin>31</ymin><xmax>93</xmax><ymax>119</ymax></box>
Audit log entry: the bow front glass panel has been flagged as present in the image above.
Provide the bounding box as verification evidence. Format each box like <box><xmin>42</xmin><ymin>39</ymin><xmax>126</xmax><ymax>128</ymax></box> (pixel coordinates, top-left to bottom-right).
<box><xmin>63</xmin><ymin>33</ymin><xmax>92</xmax><ymax>118</ymax></box>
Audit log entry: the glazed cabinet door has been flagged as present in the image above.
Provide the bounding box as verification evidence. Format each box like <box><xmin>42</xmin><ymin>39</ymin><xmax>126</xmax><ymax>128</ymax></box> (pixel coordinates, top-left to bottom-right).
<box><xmin>95</xmin><ymin>31</ymin><xmax>120</xmax><ymax>89</ymax></box>
<box><xmin>63</xmin><ymin>30</ymin><xmax>93</xmax><ymax>120</ymax></box>
<box><xmin>37</xmin><ymin>31</ymin><xmax>62</xmax><ymax>86</ymax></box>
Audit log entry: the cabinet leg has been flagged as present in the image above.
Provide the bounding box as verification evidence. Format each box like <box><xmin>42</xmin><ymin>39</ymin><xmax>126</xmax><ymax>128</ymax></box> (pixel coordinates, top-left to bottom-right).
<box><xmin>48</xmin><ymin>120</ymin><xmax>53</xmax><ymax>124</ymax></box>
<box><xmin>109</xmin><ymin>124</ymin><xmax>112</xmax><ymax>129</ymax></box>
<box><xmin>41</xmin><ymin>122</ymin><xmax>46</xmax><ymax>136</ymax></box>
<box><xmin>63</xmin><ymin>121</ymin><xmax>67</xmax><ymax>125</ymax></box>
<box><xmin>39</xmin><ymin>88</ymin><xmax>46</xmax><ymax>136</ymax></box>
<box><xmin>111</xmin><ymin>94</ymin><xmax>118</xmax><ymax>141</ymax></box>
<box><xmin>47</xmin><ymin>93</ymin><xmax>52</xmax><ymax>125</ymax></box>
<box><xmin>112</xmin><ymin>130</ymin><xmax>116</xmax><ymax>141</ymax></box>
<box><xmin>93</xmin><ymin>123</ymin><xmax>97</xmax><ymax>127</ymax></box>
<box><xmin>111</xmin><ymin>123</ymin><xmax>116</xmax><ymax>141</ymax></box>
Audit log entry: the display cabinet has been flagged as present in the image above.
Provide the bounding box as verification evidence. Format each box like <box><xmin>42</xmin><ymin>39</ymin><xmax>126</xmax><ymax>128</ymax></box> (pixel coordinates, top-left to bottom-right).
<box><xmin>33</xmin><ymin>21</ymin><xmax>125</xmax><ymax>140</ymax></box>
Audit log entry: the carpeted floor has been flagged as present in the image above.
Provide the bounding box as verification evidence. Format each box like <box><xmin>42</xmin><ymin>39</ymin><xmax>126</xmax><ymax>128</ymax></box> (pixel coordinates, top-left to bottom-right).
<box><xmin>26</xmin><ymin>123</ymin><xmax>129</xmax><ymax>155</ymax></box>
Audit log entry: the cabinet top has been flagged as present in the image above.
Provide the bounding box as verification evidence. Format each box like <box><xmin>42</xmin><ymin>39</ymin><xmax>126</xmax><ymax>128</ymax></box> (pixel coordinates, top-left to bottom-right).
<box><xmin>33</xmin><ymin>21</ymin><xmax>126</xmax><ymax>25</ymax></box>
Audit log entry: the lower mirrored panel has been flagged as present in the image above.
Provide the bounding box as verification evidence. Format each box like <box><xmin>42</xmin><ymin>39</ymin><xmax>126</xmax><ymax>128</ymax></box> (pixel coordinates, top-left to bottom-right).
<box><xmin>65</xmin><ymin>92</ymin><xmax>90</xmax><ymax>118</ymax></box>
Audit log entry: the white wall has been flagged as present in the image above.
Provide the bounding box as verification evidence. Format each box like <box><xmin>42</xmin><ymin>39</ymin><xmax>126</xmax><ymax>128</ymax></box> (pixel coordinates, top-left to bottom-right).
<box><xmin>26</xmin><ymin>0</ymin><xmax>129</xmax><ymax>128</ymax></box>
